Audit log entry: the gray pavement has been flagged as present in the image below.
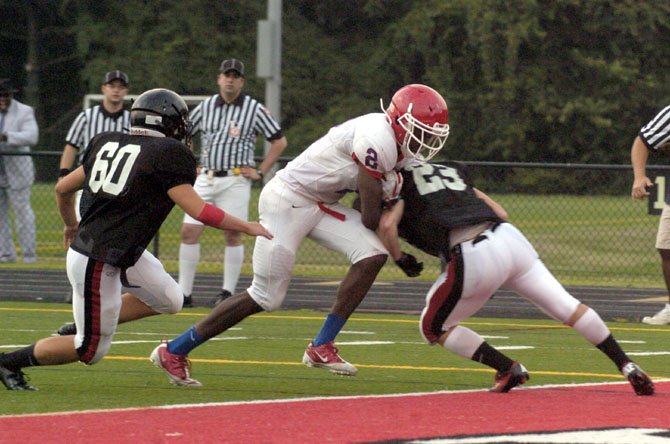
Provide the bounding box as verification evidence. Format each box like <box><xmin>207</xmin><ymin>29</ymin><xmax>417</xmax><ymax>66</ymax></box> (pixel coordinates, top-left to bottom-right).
<box><xmin>0</xmin><ymin>268</ymin><xmax>665</xmax><ymax>322</ymax></box>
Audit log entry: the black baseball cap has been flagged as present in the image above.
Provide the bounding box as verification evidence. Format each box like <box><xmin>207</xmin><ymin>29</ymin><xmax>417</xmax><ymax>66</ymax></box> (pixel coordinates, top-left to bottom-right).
<box><xmin>0</xmin><ymin>79</ymin><xmax>17</xmax><ymax>95</ymax></box>
<box><xmin>219</xmin><ymin>59</ymin><xmax>245</xmax><ymax>77</ymax></box>
<box><xmin>103</xmin><ymin>70</ymin><xmax>129</xmax><ymax>86</ymax></box>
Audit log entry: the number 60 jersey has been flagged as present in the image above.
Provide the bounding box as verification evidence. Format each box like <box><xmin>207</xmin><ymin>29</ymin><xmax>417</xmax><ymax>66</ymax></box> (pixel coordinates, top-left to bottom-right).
<box><xmin>71</xmin><ymin>131</ymin><xmax>197</xmax><ymax>269</ymax></box>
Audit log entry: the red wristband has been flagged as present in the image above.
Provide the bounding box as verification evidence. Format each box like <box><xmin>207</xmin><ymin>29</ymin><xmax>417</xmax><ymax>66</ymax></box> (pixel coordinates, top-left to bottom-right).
<box><xmin>196</xmin><ymin>203</ymin><xmax>226</xmax><ymax>227</ymax></box>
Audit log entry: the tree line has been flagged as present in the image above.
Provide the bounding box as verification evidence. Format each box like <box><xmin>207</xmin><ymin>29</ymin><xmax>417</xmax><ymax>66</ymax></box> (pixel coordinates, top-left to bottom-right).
<box><xmin>2</xmin><ymin>0</ymin><xmax>670</xmax><ymax>168</ymax></box>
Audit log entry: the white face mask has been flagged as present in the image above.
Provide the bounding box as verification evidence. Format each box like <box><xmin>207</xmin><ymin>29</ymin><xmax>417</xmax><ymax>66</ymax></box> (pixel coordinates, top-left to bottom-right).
<box><xmin>397</xmin><ymin>109</ymin><xmax>450</xmax><ymax>161</ymax></box>
<box><xmin>380</xmin><ymin>98</ymin><xmax>450</xmax><ymax>161</ymax></box>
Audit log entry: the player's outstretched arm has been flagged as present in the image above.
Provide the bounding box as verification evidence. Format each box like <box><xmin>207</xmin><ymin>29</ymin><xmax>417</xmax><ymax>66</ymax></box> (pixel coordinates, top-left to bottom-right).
<box><xmin>378</xmin><ymin>199</ymin><xmax>404</xmax><ymax>261</ymax></box>
<box><xmin>474</xmin><ymin>188</ymin><xmax>508</xmax><ymax>221</ymax></box>
<box><xmin>377</xmin><ymin>200</ymin><xmax>423</xmax><ymax>277</ymax></box>
<box><xmin>168</xmin><ymin>184</ymin><xmax>272</xmax><ymax>239</ymax></box>
<box><xmin>55</xmin><ymin>166</ymin><xmax>84</xmax><ymax>248</ymax></box>
<box><xmin>357</xmin><ymin>164</ymin><xmax>384</xmax><ymax>230</ymax></box>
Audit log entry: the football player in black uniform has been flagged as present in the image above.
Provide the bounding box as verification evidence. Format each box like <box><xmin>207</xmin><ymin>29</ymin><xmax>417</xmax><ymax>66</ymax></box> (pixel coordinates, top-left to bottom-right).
<box><xmin>378</xmin><ymin>160</ymin><xmax>654</xmax><ymax>396</ymax></box>
<box><xmin>0</xmin><ymin>88</ymin><xmax>272</xmax><ymax>390</ymax></box>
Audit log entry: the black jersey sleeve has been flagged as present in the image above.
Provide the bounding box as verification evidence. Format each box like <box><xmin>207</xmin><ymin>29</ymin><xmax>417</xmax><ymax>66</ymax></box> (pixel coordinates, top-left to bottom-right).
<box><xmin>155</xmin><ymin>140</ymin><xmax>197</xmax><ymax>191</ymax></box>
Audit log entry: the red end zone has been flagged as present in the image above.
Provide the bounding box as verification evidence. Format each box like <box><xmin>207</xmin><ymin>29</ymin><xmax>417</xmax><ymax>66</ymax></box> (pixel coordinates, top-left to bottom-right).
<box><xmin>2</xmin><ymin>381</ymin><xmax>669</xmax><ymax>443</ymax></box>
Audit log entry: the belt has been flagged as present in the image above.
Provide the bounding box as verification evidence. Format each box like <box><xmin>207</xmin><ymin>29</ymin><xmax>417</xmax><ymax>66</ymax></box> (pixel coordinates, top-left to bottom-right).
<box><xmin>462</xmin><ymin>221</ymin><xmax>502</xmax><ymax>247</ymax></box>
<box><xmin>203</xmin><ymin>168</ymin><xmax>241</xmax><ymax>178</ymax></box>
<box><xmin>446</xmin><ymin>221</ymin><xmax>503</xmax><ymax>261</ymax></box>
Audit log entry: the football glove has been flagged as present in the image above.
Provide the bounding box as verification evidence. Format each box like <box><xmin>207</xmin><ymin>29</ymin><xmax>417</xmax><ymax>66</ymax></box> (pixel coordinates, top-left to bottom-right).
<box><xmin>395</xmin><ymin>252</ymin><xmax>423</xmax><ymax>277</ymax></box>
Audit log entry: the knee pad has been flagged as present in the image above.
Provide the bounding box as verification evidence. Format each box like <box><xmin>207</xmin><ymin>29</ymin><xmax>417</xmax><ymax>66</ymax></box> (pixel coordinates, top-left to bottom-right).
<box><xmin>248</xmin><ymin>241</ymin><xmax>294</xmax><ymax>312</ymax></box>
<box><xmin>129</xmin><ymin>278</ymin><xmax>183</xmax><ymax>314</ymax></box>
<box><xmin>442</xmin><ymin>325</ymin><xmax>485</xmax><ymax>359</ymax></box>
<box><xmin>76</xmin><ymin>333</ymin><xmax>113</xmax><ymax>365</ymax></box>
<box><xmin>572</xmin><ymin>307</ymin><xmax>610</xmax><ymax>345</ymax></box>
<box><xmin>160</xmin><ymin>280</ymin><xmax>184</xmax><ymax>314</ymax></box>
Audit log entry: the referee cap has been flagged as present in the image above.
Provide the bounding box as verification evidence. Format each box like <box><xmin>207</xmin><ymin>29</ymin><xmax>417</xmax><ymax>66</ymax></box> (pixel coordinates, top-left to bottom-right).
<box><xmin>219</xmin><ymin>59</ymin><xmax>245</xmax><ymax>77</ymax></box>
<box><xmin>103</xmin><ymin>70</ymin><xmax>129</xmax><ymax>86</ymax></box>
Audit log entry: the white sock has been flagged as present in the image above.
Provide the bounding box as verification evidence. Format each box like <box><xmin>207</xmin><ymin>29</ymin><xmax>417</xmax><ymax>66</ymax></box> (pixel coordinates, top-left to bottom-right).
<box><xmin>572</xmin><ymin>307</ymin><xmax>610</xmax><ymax>345</ymax></box>
<box><xmin>442</xmin><ymin>325</ymin><xmax>485</xmax><ymax>360</ymax></box>
<box><xmin>223</xmin><ymin>245</ymin><xmax>244</xmax><ymax>293</ymax></box>
<box><xmin>178</xmin><ymin>243</ymin><xmax>200</xmax><ymax>296</ymax></box>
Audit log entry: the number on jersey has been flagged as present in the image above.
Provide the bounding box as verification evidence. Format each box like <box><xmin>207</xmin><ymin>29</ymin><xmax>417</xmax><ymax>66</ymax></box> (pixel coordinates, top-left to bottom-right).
<box><xmin>89</xmin><ymin>142</ymin><xmax>140</xmax><ymax>196</ymax></box>
<box><xmin>409</xmin><ymin>162</ymin><xmax>466</xmax><ymax>195</ymax></box>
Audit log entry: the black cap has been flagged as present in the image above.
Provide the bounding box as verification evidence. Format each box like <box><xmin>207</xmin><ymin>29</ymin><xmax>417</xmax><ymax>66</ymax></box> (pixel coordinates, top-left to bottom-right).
<box><xmin>219</xmin><ymin>59</ymin><xmax>245</xmax><ymax>76</ymax></box>
<box><xmin>103</xmin><ymin>70</ymin><xmax>129</xmax><ymax>86</ymax></box>
<box><xmin>0</xmin><ymin>79</ymin><xmax>17</xmax><ymax>95</ymax></box>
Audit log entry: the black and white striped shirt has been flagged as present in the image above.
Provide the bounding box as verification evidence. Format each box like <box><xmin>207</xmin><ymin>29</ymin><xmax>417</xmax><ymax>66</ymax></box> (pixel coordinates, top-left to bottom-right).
<box><xmin>190</xmin><ymin>93</ymin><xmax>283</xmax><ymax>171</ymax></box>
<box><xmin>65</xmin><ymin>105</ymin><xmax>130</xmax><ymax>163</ymax></box>
<box><xmin>640</xmin><ymin>105</ymin><xmax>670</xmax><ymax>150</ymax></box>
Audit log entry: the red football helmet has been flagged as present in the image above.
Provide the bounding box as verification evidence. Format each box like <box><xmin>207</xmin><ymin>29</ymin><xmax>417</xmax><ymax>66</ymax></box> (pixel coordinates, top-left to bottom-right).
<box><xmin>381</xmin><ymin>84</ymin><xmax>450</xmax><ymax>161</ymax></box>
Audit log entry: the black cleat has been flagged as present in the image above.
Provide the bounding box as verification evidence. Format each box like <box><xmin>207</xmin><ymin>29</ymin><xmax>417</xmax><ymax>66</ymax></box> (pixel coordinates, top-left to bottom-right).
<box><xmin>56</xmin><ymin>322</ymin><xmax>77</xmax><ymax>336</ymax></box>
<box><xmin>622</xmin><ymin>362</ymin><xmax>654</xmax><ymax>396</ymax></box>
<box><xmin>212</xmin><ymin>289</ymin><xmax>232</xmax><ymax>307</ymax></box>
<box><xmin>490</xmin><ymin>361</ymin><xmax>529</xmax><ymax>393</ymax></box>
<box><xmin>183</xmin><ymin>294</ymin><xmax>194</xmax><ymax>308</ymax></box>
<box><xmin>0</xmin><ymin>362</ymin><xmax>37</xmax><ymax>391</ymax></box>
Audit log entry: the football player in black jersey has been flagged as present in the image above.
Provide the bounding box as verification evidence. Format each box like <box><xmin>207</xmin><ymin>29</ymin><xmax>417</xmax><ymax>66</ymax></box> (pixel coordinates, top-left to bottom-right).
<box><xmin>0</xmin><ymin>89</ymin><xmax>272</xmax><ymax>390</ymax></box>
<box><xmin>377</xmin><ymin>160</ymin><xmax>654</xmax><ymax>396</ymax></box>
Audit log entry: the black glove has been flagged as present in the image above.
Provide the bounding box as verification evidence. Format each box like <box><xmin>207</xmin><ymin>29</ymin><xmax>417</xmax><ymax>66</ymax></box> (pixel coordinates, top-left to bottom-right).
<box><xmin>395</xmin><ymin>252</ymin><xmax>423</xmax><ymax>277</ymax></box>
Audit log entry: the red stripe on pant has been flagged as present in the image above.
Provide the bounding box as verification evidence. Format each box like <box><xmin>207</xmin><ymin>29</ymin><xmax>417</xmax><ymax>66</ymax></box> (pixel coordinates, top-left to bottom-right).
<box><xmin>78</xmin><ymin>259</ymin><xmax>104</xmax><ymax>363</ymax></box>
<box><xmin>421</xmin><ymin>248</ymin><xmax>464</xmax><ymax>343</ymax></box>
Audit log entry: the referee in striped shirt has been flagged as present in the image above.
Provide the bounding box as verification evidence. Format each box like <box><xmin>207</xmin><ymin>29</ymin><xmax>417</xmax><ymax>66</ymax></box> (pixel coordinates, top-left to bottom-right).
<box><xmin>59</xmin><ymin>70</ymin><xmax>130</xmax><ymax>178</ymax></box>
<box><xmin>179</xmin><ymin>58</ymin><xmax>287</xmax><ymax>307</ymax></box>
<box><xmin>59</xmin><ymin>70</ymin><xmax>130</xmax><ymax>215</ymax></box>
<box><xmin>631</xmin><ymin>104</ymin><xmax>670</xmax><ymax>324</ymax></box>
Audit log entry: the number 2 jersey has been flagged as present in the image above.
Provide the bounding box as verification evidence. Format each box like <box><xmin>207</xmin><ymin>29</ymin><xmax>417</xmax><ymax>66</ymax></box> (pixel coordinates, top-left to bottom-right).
<box><xmin>276</xmin><ymin>113</ymin><xmax>398</xmax><ymax>203</ymax></box>
<box><xmin>397</xmin><ymin>160</ymin><xmax>503</xmax><ymax>257</ymax></box>
<box><xmin>70</xmin><ymin>131</ymin><xmax>197</xmax><ymax>269</ymax></box>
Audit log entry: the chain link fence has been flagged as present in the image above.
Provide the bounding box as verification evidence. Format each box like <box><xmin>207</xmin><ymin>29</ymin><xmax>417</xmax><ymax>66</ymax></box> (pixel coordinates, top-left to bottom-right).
<box><xmin>0</xmin><ymin>151</ymin><xmax>666</xmax><ymax>288</ymax></box>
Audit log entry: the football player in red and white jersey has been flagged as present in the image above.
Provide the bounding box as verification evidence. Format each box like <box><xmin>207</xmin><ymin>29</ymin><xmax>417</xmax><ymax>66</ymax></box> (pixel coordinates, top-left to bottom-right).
<box><xmin>149</xmin><ymin>84</ymin><xmax>451</xmax><ymax>386</ymax></box>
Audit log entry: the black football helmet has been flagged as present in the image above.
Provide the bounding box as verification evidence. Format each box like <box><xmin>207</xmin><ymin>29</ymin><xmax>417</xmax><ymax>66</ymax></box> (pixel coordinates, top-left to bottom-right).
<box><xmin>130</xmin><ymin>88</ymin><xmax>192</xmax><ymax>144</ymax></box>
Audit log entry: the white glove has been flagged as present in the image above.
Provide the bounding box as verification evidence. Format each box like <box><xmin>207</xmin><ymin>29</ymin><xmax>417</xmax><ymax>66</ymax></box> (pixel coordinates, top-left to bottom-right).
<box><xmin>382</xmin><ymin>170</ymin><xmax>403</xmax><ymax>202</ymax></box>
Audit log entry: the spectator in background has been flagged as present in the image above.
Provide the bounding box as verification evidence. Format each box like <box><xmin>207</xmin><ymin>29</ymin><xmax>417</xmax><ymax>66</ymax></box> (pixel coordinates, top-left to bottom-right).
<box><xmin>0</xmin><ymin>79</ymin><xmax>38</xmax><ymax>264</ymax></box>
<box><xmin>178</xmin><ymin>58</ymin><xmax>287</xmax><ymax>308</ymax></box>
<box><xmin>631</xmin><ymin>105</ymin><xmax>670</xmax><ymax>325</ymax></box>
<box><xmin>58</xmin><ymin>70</ymin><xmax>130</xmax><ymax>218</ymax></box>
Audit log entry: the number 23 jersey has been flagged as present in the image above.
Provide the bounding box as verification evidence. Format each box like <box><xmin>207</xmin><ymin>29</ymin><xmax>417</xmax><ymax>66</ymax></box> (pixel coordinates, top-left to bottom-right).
<box><xmin>71</xmin><ymin>132</ymin><xmax>197</xmax><ymax>268</ymax></box>
<box><xmin>397</xmin><ymin>160</ymin><xmax>502</xmax><ymax>257</ymax></box>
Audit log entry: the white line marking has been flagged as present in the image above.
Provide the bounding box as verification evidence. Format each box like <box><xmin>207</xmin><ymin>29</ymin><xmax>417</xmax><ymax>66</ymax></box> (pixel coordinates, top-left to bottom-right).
<box><xmin>110</xmin><ymin>337</ymin><xmax>248</xmax><ymax>345</ymax></box>
<box><xmin>494</xmin><ymin>345</ymin><xmax>535</xmax><ymax>350</ymax></box>
<box><xmin>337</xmin><ymin>341</ymin><xmax>394</xmax><ymax>346</ymax></box>
<box><xmin>2</xmin><ymin>379</ymin><xmax>668</xmax><ymax>419</ymax></box>
<box><xmin>627</xmin><ymin>351</ymin><xmax>670</xmax><ymax>356</ymax></box>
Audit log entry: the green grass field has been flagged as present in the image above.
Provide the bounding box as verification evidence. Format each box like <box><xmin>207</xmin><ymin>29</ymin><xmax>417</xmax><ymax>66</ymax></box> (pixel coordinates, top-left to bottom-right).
<box><xmin>1</xmin><ymin>301</ymin><xmax>668</xmax><ymax>416</ymax></box>
<box><xmin>11</xmin><ymin>182</ymin><xmax>665</xmax><ymax>288</ymax></box>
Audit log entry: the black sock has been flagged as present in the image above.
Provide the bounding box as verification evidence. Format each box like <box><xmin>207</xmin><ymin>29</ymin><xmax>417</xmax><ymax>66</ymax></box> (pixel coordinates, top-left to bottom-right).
<box><xmin>596</xmin><ymin>334</ymin><xmax>629</xmax><ymax>370</ymax></box>
<box><xmin>472</xmin><ymin>342</ymin><xmax>514</xmax><ymax>372</ymax></box>
<box><xmin>0</xmin><ymin>344</ymin><xmax>39</xmax><ymax>371</ymax></box>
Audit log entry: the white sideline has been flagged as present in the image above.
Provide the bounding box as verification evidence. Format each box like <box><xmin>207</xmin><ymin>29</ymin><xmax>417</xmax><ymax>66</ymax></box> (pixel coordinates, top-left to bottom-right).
<box><xmin>2</xmin><ymin>379</ymin><xmax>668</xmax><ymax>419</ymax></box>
